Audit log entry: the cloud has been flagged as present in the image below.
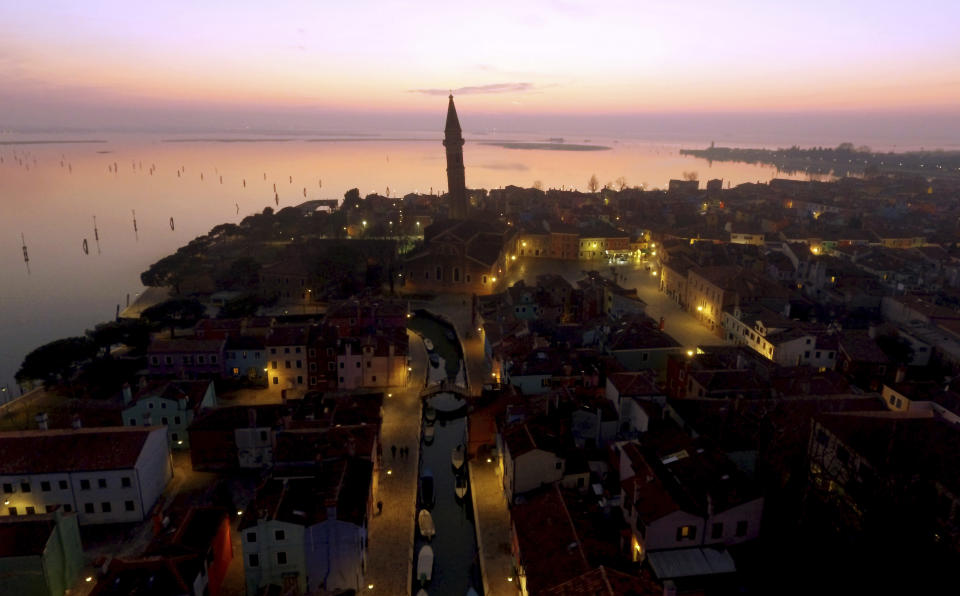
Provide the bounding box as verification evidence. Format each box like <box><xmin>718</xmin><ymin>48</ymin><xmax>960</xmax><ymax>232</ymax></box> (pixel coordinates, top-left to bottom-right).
<box><xmin>409</xmin><ymin>82</ymin><xmax>536</xmax><ymax>96</ymax></box>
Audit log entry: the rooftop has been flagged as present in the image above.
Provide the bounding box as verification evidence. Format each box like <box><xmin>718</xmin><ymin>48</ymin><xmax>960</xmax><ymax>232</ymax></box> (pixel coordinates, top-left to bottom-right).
<box><xmin>0</xmin><ymin>427</ymin><xmax>159</xmax><ymax>475</ymax></box>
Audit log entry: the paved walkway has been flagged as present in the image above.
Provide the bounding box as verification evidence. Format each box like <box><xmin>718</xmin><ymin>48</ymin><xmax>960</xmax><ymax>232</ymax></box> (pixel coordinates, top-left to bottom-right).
<box><xmin>469</xmin><ymin>460</ymin><xmax>520</xmax><ymax>596</ymax></box>
<box><xmin>365</xmin><ymin>329</ymin><xmax>426</xmax><ymax>595</ymax></box>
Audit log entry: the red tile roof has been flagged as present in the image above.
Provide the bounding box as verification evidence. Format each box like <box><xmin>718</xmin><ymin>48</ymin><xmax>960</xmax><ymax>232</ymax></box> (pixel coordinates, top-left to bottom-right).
<box><xmin>0</xmin><ymin>427</ymin><xmax>159</xmax><ymax>474</ymax></box>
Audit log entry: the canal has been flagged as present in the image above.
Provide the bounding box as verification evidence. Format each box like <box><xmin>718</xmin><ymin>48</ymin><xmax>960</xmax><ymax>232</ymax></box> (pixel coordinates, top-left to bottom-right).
<box><xmin>409</xmin><ymin>311</ymin><xmax>482</xmax><ymax>595</ymax></box>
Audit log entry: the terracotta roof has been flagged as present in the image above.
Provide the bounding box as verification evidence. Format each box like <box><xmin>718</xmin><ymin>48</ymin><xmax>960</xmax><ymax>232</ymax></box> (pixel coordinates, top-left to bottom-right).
<box><xmin>512</xmin><ymin>486</ymin><xmax>590</xmax><ymax>593</ymax></box>
<box><xmin>148</xmin><ymin>338</ymin><xmax>225</xmax><ymax>354</ymax></box>
<box><xmin>543</xmin><ymin>565</ymin><xmax>661</xmax><ymax>595</ymax></box>
<box><xmin>0</xmin><ymin>427</ymin><xmax>159</xmax><ymax>474</ymax></box>
<box><xmin>608</xmin><ymin>372</ymin><xmax>662</xmax><ymax>397</ymax></box>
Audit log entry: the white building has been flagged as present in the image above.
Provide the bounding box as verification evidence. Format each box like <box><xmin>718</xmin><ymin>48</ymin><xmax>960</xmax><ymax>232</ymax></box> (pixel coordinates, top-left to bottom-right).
<box><xmin>0</xmin><ymin>427</ymin><xmax>172</xmax><ymax>525</ymax></box>
<box><xmin>121</xmin><ymin>380</ymin><xmax>216</xmax><ymax>449</ymax></box>
<box><xmin>499</xmin><ymin>420</ymin><xmax>565</xmax><ymax>503</ymax></box>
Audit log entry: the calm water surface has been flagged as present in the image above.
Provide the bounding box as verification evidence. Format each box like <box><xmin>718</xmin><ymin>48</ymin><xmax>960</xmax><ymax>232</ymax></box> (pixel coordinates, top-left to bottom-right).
<box><xmin>0</xmin><ymin>131</ymin><xmax>801</xmax><ymax>395</ymax></box>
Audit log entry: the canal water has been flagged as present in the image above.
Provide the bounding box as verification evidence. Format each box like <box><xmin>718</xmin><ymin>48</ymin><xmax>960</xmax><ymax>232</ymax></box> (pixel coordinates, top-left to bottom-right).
<box><xmin>413</xmin><ymin>398</ymin><xmax>482</xmax><ymax>595</ymax></box>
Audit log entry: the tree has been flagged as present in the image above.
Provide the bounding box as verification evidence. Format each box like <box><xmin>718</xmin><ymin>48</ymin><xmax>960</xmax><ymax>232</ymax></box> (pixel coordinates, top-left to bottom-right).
<box><xmin>587</xmin><ymin>174</ymin><xmax>599</xmax><ymax>193</ymax></box>
<box><xmin>16</xmin><ymin>336</ymin><xmax>97</xmax><ymax>387</ymax></box>
<box><xmin>836</xmin><ymin>142</ymin><xmax>855</xmax><ymax>152</ymax></box>
<box><xmin>682</xmin><ymin>171</ymin><xmax>698</xmax><ymax>181</ymax></box>
<box><xmin>615</xmin><ymin>176</ymin><xmax>628</xmax><ymax>191</ymax></box>
<box><xmin>141</xmin><ymin>298</ymin><xmax>207</xmax><ymax>338</ymax></box>
<box><xmin>341</xmin><ymin>188</ymin><xmax>361</xmax><ymax>211</ymax></box>
<box><xmin>87</xmin><ymin>320</ymin><xmax>151</xmax><ymax>356</ymax></box>
<box><xmin>532</xmin><ymin>180</ymin><xmax>543</xmax><ymax>191</ymax></box>
<box><xmin>216</xmin><ymin>257</ymin><xmax>261</xmax><ymax>291</ymax></box>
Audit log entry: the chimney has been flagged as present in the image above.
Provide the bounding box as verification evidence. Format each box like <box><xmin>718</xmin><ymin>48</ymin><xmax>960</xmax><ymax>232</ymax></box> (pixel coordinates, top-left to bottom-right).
<box><xmin>248</xmin><ymin>408</ymin><xmax>258</xmax><ymax>428</ymax></box>
<box><xmin>895</xmin><ymin>365</ymin><xmax>907</xmax><ymax>384</ymax></box>
<box><xmin>122</xmin><ymin>383</ymin><xmax>133</xmax><ymax>405</ymax></box>
<box><xmin>71</xmin><ymin>414</ymin><xmax>82</xmax><ymax>429</ymax></box>
<box><xmin>35</xmin><ymin>412</ymin><xmax>49</xmax><ymax>431</ymax></box>
<box><xmin>142</xmin><ymin>412</ymin><xmax>153</xmax><ymax>426</ymax></box>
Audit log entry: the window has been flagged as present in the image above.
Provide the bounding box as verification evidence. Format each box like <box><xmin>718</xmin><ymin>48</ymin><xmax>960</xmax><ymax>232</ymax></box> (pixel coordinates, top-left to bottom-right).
<box><xmin>273</xmin><ymin>377</ymin><xmax>278</xmax><ymax>385</ymax></box>
<box><xmin>7</xmin><ymin>507</ymin><xmax>16</xmax><ymax>516</ymax></box>
<box><xmin>308</xmin><ymin>348</ymin><xmax>316</xmax><ymax>357</ymax></box>
<box><xmin>285</xmin><ymin>360</ymin><xmax>291</xmax><ymax>369</ymax></box>
<box><xmin>339</xmin><ymin>376</ymin><xmax>345</xmax><ymax>384</ymax></box>
<box><xmin>295</xmin><ymin>347</ymin><xmax>301</xmax><ymax>354</ymax></box>
<box><xmin>296</xmin><ymin>360</ymin><xmax>302</xmax><ymax>369</ymax></box>
<box><xmin>121</xmin><ymin>477</ymin><xmax>131</xmax><ymax>488</ymax></box>
<box><xmin>272</xmin><ymin>361</ymin><xmax>278</xmax><ymax>369</ymax></box>
<box><xmin>260</xmin><ymin>430</ymin><xmax>268</xmax><ymax>442</ymax></box>
<box><xmin>84</xmin><ymin>503</ymin><xmax>95</xmax><ymax>514</ymax></box>
<box><xmin>125</xmin><ymin>500</ymin><xmax>135</xmax><ymax>512</ymax></box>
<box><xmin>275</xmin><ymin>529</ymin><xmax>285</xmax><ymax>540</ymax></box>
<box><xmin>284</xmin><ymin>347</ymin><xmax>291</xmax><ymax>354</ymax></box>
<box><xmin>310</xmin><ymin>377</ymin><xmax>317</xmax><ymax>385</ymax></box>
<box><xmin>356</xmin><ymin>362</ymin><xmax>361</xmax><ymax>368</ymax></box>
<box><xmin>41</xmin><ymin>481</ymin><xmax>51</xmax><ymax>492</ymax></box>
<box><xmin>270</xmin><ymin>348</ymin><xmax>277</xmax><ymax>355</ymax></box>
<box><xmin>210</xmin><ymin>356</ymin><xmax>217</xmax><ymax>364</ymax></box>
<box><xmin>676</xmin><ymin>525</ymin><xmax>697</xmax><ymax>541</ymax></box>
<box><xmin>161</xmin><ymin>417</ymin><xmax>169</xmax><ymax>425</ymax></box>
<box><xmin>246</xmin><ymin>531</ymin><xmax>257</xmax><ymax>543</ymax></box>
<box><xmin>277</xmin><ymin>552</ymin><xmax>287</xmax><ymax>565</ymax></box>
<box><xmin>366</xmin><ymin>361</ymin><xmax>372</xmax><ymax>368</ymax></box>
<box><xmin>2</xmin><ymin>483</ymin><xmax>12</xmax><ymax>493</ymax></box>
<box><xmin>555</xmin><ymin>462</ymin><xmax>563</xmax><ymax>470</ymax></box>
<box><xmin>197</xmin><ymin>355</ymin><xmax>206</xmax><ymax>365</ymax></box>
<box><xmin>129</xmin><ymin>418</ymin><xmax>137</xmax><ymax>425</ymax></box>
<box><xmin>164</xmin><ymin>356</ymin><xmax>173</xmax><ymax>365</ymax></box>
<box><xmin>174</xmin><ymin>416</ymin><xmax>181</xmax><ymax>425</ymax></box>
<box><xmin>339</xmin><ymin>362</ymin><xmax>344</xmax><ymax>369</ymax></box>
<box><xmin>63</xmin><ymin>504</ymin><xmax>72</xmax><ymax>512</ymax></box>
<box><xmin>101</xmin><ymin>502</ymin><xmax>111</xmax><ymax>513</ymax></box>
<box><xmin>58</xmin><ymin>480</ymin><xmax>68</xmax><ymax>490</ymax></box>
<box><xmin>816</xmin><ymin>351</ymin><xmax>821</xmax><ymax>358</ymax></box>
<box><xmin>297</xmin><ymin>376</ymin><xmax>303</xmax><ymax>385</ymax></box>
<box><xmin>150</xmin><ymin>356</ymin><xmax>159</xmax><ymax>365</ymax></box>
<box><xmin>736</xmin><ymin>520</ymin><xmax>748</xmax><ymax>537</ymax></box>
<box><xmin>248</xmin><ymin>554</ymin><xmax>259</xmax><ymax>567</ymax></box>
<box><xmin>171</xmin><ymin>433</ymin><xmax>179</xmax><ymax>442</ymax></box>
<box><xmin>482</xmin><ymin>275</ymin><xmax>488</xmax><ymax>284</ymax></box>
<box><xmin>371</xmin><ymin>376</ymin><xmax>376</xmax><ymax>382</ymax></box>
<box><xmin>97</xmin><ymin>478</ymin><xmax>106</xmax><ymax>489</ymax></box>
<box><xmin>46</xmin><ymin>505</ymin><xmax>57</xmax><ymax>513</ymax></box>
<box><xmin>328</xmin><ymin>362</ymin><xmax>336</xmax><ymax>371</ymax></box>
<box><xmin>804</xmin><ymin>351</ymin><xmax>810</xmax><ymax>358</ymax></box>
<box><xmin>309</xmin><ymin>362</ymin><xmax>316</xmax><ymax>372</ymax></box>
<box><xmin>21</xmin><ymin>482</ymin><xmax>30</xmax><ymax>493</ymax></box>
<box><xmin>712</xmin><ymin>522</ymin><xmax>723</xmax><ymax>539</ymax></box>
<box><xmin>148</xmin><ymin>402</ymin><xmax>154</xmax><ymax>409</ymax></box>
<box><xmin>183</xmin><ymin>355</ymin><xmax>192</xmax><ymax>365</ymax></box>
<box><xmin>25</xmin><ymin>506</ymin><xmax>35</xmax><ymax>515</ymax></box>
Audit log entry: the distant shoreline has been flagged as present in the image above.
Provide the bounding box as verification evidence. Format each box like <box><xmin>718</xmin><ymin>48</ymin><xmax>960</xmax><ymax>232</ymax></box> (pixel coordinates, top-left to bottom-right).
<box><xmin>479</xmin><ymin>142</ymin><xmax>610</xmax><ymax>151</ymax></box>
<box><xmin>0</xmin><ymin>140</ymin><xmax>107</xmax><ymax>145</ymax></box>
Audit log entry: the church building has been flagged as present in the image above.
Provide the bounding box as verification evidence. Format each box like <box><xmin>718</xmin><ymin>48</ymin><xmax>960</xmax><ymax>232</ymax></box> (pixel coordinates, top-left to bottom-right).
<box><xmin>402</xmin><ymin>95</ymin><xmax>516</xmax><ymax>295</ymax></box>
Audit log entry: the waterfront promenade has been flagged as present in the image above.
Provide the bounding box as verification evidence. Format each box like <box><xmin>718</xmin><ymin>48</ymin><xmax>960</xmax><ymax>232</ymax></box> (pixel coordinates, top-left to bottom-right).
<box><xmin>364</xmin><ymin>329</ymin><xmax>426</xmax><ymax>595</ymax></box>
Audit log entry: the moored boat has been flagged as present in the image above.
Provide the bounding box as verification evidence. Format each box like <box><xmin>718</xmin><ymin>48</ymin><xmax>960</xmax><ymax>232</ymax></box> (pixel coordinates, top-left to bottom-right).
<box><xmin>420</xmin><ymin>467</ymin><xmax>435</xmax><ymax>508</ymax></box>
<box><xmin>424</xmin><ymin>424</ymin><xmax>435</xmax><ymax>444</ymax></box>
<box><xmin>417</xmin><ymin>544</ymin><xmax>434</xmax><ymax>585</ymax></box>
<box><xmin>451</xmin><ymin>444</ymin><xmax>465</xmax><ymax>471</ymax></box>
<box><xmin>425</xmin><ymin>406</ymin><xmax>437</xmax><ymax>422</ymax></box>
<box><xmin>455</xmin><ymin>472</ymin><xmax>468</xmax><ymax>501</ymax></box>
<box><xmin>418</xmin><ymin>509</ymin><xmax>436</xmax><ymax>540</ymax></box>
<box><xmin>423</xmin><ymin>338</ymin><xmax>434</xmax><ymax>351</ymax></box>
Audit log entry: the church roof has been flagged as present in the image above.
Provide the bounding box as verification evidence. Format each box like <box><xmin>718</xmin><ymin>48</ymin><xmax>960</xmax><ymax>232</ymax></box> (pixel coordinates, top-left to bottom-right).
<box><xmin>445</xmin><ymin>94</ymin><xmax>462</xmax><ymax>134</ymax></box>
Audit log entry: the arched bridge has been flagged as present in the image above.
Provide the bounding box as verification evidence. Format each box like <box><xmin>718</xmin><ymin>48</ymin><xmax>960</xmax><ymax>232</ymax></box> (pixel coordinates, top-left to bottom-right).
<box><xmin>419</xmin><ymin>379</ymin><xmax>470</xmax><ymax>401</ymax></box>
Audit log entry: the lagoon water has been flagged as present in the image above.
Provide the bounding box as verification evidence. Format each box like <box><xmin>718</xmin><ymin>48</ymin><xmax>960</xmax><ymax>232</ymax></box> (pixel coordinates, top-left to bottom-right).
<box><xmin>0</xmin><ymin>130</ymin><xmax>804</xmax><ymax>396</ymax></box>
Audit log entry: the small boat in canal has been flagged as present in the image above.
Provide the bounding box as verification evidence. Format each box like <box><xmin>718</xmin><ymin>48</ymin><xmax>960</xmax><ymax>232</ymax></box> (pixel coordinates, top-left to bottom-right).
<box><xmin>425</xmin><ymin>406</ymin><xmax>437</xmax><ymax>423</ymax></box>
<box><xmin>445</xmin><ymin>330</ymin><xmax>455</xmax><ymax>341</ymax></box>
<box><xmin>423</xmin><ymin>338</ymin><xmax>434</xmax><ymax>351</ymax></box>
<box><xmin>467</xmin><ymin>588</ymin><xmax>479</xmax><ymax>596</ymax></box>
<box><xmin>420</xmin><ymin>467</ymin><xmax>435</xmax><ymax>508</ymax></box>
<box><xmin>424</xmin><ymin>424</ymin><xmax>435</xmax><ymax>444</ymax></box>
<box><xmin>429</xmin><ymin>353</ymin><xmax>440</xmax><ymax>368</ymax></box>
<box><xmin>455</xmin><ymin>472</ymin><xmax>468</xmax><ymax>501</ymax></box>
<box><xmin>418</xmin><ymin>509</ymin><xmax>436</xmax><ymax>540</ymax></box>
<box><xmin>417</xmin><ymin>544</ymin><xmax>434</xmax><ymax>585</ymax></box>
<box><xmin>452</xmin><ymin>444</ymin><xmax>465</xmax><ymax>471</ymax></box>
<box><xmin>417</xmin><ymin>590</ymin><xmax>428</xmax><ymax>596</ymax></box>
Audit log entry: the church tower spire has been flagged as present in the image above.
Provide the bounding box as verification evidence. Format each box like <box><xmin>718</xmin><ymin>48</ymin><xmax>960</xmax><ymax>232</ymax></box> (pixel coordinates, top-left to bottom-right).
<box><xmin>443</xmin><ymin>94</ymin><xmax>468</xmax><ymax>219</ymax></box>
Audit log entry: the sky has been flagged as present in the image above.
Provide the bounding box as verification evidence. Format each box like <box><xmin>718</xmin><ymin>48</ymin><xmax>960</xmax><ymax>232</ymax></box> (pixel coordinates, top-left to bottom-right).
<box><xmin>1</xmin><ymin>0</ymin><xmax>959</xmax><ymax>133</ymax></box>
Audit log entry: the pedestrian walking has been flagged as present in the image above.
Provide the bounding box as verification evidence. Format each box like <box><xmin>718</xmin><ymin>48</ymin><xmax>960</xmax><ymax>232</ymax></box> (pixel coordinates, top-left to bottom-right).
<box><xmin>391</xmin><ymin>444</ymin><xmax>397</xmax><ymax>460</ymax></box>
<box><xmin>377</xmin><ymin>500</ymin><xmax>383</xmax><ymax>515</ymax></box>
